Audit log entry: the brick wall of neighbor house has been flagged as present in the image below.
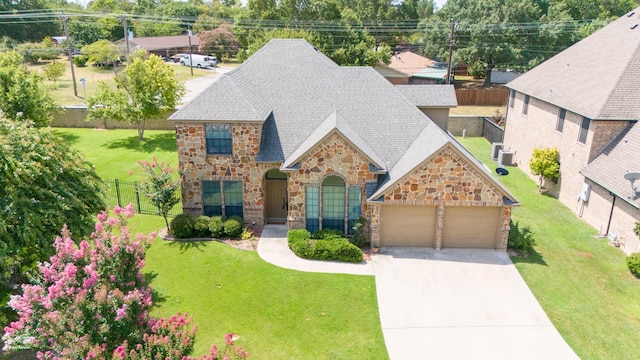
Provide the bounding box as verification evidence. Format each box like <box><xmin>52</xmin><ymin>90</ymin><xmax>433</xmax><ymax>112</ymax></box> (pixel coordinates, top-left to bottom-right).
<box><xmin>175</xmin><ymin>122</ymin><xmax>277</xmax><ymax>228</ymax></box>
<box><xmin>51</xmin><ymin>107</ymin><xmax>176</xmax><ymax>130</ymax></box>
<box><xmin>582</xmin><ymin>179</ymin><xmax>640</xmax><ymax>254</ymax></box>
<box><xmin>448</xmin><ymin>116</ymin><xmax>484</xmax><ymax>136</ymax></box>
<box><xmin>286</xmin><ymin>132</ymin><xmax>377</xmax><ymax>230</ymax></box>
<box><xmin>504</xmin><ymin>93</ymin><xmax>592</xmax><ymax>209</ymax></box>
<box><xmin>368</xmin><ymin>145</ymin><xmax>511</xmax><ymax>250</ymax></box>
<box><xmin>419</xmin><ymin>108</ymin><xmax>449</xmax><ymax>131</ymax></box>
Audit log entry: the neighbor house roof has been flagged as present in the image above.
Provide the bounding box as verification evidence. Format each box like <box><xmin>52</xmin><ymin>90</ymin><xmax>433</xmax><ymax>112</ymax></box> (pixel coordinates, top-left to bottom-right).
<box><xmin>387</xmin><ymin>51</ymin><xmax>435</xmax><ymax>76</ymax></box>
<box><xmin>507</xmin><ymin>7</ymin><xmax>640</xmax><ymax>121</ymax></box>
<box><xmin>581</xmin><ymin>121</ymin><xmax>640</xmax><ymax>208</ymax></box>
<box><xmin>396</xmin><ymin>85</ymin><xmax>458</xmax><ymax>107</ymax></box>
<box><xmin>116</xmin><ymin>35</ymin><xmax>199</xmax><ymax>51</ymax></box>
<box><xmin>170</xmin><ymin>39</ymin><xmax>517</xmax><ymax>204</ymax></box>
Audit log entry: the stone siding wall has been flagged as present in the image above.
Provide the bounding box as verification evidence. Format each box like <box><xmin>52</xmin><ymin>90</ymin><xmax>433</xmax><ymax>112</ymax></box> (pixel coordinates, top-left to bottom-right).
<box><xmin>287</xmin><ymin>132</ymin><xmax>377</xmax><ymax>229</ymax></box>
<box><xmin>175</xmin><ymin>122</ymin><xmax>276</xmax><ymax>228</ymax></box>
<box><xmin>51</xmin><ymin>106</ymin><xmax>176</xmax><ymax>130</ymax></box>
<box><xmin>448</xmin><ymin>116</ymin><xmax>484</xmax><ymax>137</ymax></box>
<box><xmin>371</xmin><ymin>145</ymin><xmax>511</xmax><ymax>250</ymax></box>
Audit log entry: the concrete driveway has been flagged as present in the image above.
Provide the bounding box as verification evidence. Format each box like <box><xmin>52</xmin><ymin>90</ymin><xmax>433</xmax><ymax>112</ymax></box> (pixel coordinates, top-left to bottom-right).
<box><xmin>373</xmin><ymin>247</ymin><xmax>578</xmax><ymax>359</ymax></box>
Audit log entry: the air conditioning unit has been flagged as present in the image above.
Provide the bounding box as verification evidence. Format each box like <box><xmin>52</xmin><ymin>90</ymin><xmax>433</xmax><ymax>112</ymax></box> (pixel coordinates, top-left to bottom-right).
<box><xmin>491</xmin><ymin>142</ymin><xmax>503</xmax><ymax>160</ymax></box>
<box><xmin>497</xmin><ymin>150</ymin><xmax>514</xmax><ymax>166</ymax></box>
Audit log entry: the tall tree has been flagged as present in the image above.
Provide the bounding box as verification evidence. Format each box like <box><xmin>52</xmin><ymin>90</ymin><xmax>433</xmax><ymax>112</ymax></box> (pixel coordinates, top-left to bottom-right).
<box><xmin>199</xmin><ymin>24</ymin><xmax>240</xmax><ymax>60</ymax></box>
<box><xmin>81</xmin><ymin>39</ymin><xmax>122</xmax><ymax>66</ymax></box>
<box><xmin>0</xmin><ymin>0</ymin><xmax>61</xmax><ymax>42</ymax></box>
<box><xmin>87</xmin><ymin>54</ymin><xmax>186</xmax><ymax>141</ymax></box>
<box><xmin>0</xmin><ymin>117</ymin><xmax>105</xmax><ymax>325</ymax></box>
<box><xmin>0</xmin><ymin>51</ymin><xmax>59</xmax><ymax>127</ymax></box>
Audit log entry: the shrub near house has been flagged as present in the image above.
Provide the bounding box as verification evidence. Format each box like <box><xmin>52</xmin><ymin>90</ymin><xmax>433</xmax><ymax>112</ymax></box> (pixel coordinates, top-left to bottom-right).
<box><xmin>288</xmin><ymin>229</ymin><xmax>363</xmax><ymax>263</ymax></box>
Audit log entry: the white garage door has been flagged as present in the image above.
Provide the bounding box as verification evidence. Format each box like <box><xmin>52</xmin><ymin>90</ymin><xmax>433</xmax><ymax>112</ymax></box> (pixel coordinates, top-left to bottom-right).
<box><xmin>442</xmin><ymin>207</ymin><xmax>500</xmax><ymax>249</ymax></box>
<box><xmin>381</xmin><ymin>205</ymin><xmax>436</xmax><ymax>247</ymax></box>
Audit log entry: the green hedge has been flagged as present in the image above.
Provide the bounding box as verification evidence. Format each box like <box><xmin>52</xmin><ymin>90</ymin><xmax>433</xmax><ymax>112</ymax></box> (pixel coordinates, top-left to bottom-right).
<box><xmin>626</xmin><ymin>253</ymin><xmax>640</xmax><ymax>278</ymax></box>
<box><xmin>288</xmin><ymin>229</ymin><xmax>363</xmax><ymax>263</ymax></box>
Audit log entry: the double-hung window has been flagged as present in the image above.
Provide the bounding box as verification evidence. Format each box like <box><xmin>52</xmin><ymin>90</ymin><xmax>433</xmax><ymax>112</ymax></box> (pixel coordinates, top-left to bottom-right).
<box><xmin>205</xmin><ymin>124</ymin><xmax>232</xmax><ymax>155</ymax></box>
<box><xmin>509</xmin><ymin>90</ymin><xmax>515</xmax><ymax>108</ymax></box>
<box><xmin>556</xmin><ymin>108</ymin><xmax>566</xmax><ymax>133</ymax></box>
<box><xmin>578</xmin><ymin>117</ymin><xmax>590</xmax><ymax>144</ymax></box>
<box><xmin>202</xmin><ymin>180</ymin><xmax>243</xmax><ymax>217</ymax></box>
<box><xmin>522</xmin><ymin>95</ymin><xmax>530</xmax><ymax>115</ymax></box>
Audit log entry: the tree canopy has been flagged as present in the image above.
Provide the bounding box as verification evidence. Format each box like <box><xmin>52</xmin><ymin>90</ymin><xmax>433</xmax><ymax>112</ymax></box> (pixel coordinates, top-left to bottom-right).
<box><xmin>0</xmin><ymin>51</ymin><xmax>59</xmax><ymax>127</ymax></box>
<box><xmin>0</xmin><ymin>117</ymin><xmax>105</xmax><ymax>324</ymax></box>
<box><xmin>87</xmin><ymin>54</ymin><xmax>186</xmax><ymax>141</ymax></box>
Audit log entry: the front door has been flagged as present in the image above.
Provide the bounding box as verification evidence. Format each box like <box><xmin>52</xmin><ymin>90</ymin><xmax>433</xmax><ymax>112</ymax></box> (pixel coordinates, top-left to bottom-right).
<box><xmin>266</xmin><ymin>169</ymin><xmax>287</xmax><ymax>223</ymax></box>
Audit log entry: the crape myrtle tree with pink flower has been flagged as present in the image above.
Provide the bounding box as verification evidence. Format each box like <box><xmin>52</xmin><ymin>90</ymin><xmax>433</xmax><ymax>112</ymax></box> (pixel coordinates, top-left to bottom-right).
<box><xmin>2</xmin><ymin>205</ymin><xmax>248</xmax><ymax>359</ymax></box>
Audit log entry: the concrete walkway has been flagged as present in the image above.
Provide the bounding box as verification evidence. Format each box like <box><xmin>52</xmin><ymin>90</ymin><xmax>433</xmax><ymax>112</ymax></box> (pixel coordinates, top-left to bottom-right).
<box><xmin>257</xmin><ymin>225</ymin><xmax>578</xmax><ymax>359</ymax></box>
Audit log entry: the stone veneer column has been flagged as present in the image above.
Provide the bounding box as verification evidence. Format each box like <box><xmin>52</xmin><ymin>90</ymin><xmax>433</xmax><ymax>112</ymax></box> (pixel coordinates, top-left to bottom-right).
<box><xmin>435</xmin><ymin>204</ymin><xmax>445</xmax><ymax>250</ymax></box>
<box><xmin>497</xmin><ymin>206</ymin><xmax>512</xmax><ymax>250</ymax></box>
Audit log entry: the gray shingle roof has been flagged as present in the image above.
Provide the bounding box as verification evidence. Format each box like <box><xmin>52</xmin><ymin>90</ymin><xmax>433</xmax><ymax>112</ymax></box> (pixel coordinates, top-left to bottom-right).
<box><xmin>581</xmin><ymin>121</ymin><xmax>640</xmax><ymax>208</ymax></box>
<box><xmin>172</xmin><ymin>39</ymin><xmax>516</xmax><ymax>204</ymax></box>
<box><xmin>507</xmin><ymin>7</ymin><xmax>640</xmax><ymax>120</ymax></box>
<box><xmin>396</xmin><ymin>85</ymin><xmax>458</xmax><ymax>107</ymax></box>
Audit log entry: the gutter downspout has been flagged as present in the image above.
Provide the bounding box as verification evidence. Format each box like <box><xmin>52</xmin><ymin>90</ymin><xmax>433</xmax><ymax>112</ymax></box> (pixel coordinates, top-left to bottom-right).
<box><xmin>605</xmin><ymin>192</ymin><xmax>616</xmax><ymax>235</ymax></box>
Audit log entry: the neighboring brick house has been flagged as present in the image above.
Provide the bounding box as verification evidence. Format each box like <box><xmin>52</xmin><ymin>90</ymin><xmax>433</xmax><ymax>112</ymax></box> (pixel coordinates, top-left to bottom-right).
<box><xmin>115</xmin><ymin>35</ymin><xmax>200</xmax><ymax>58</ymax></box>
<box><xmin>503</xmin><ymin>7</ymin><xmax>640</xmax><ymax>254</ymax></box>
<box><xmin>170</xmin><ymin>39</ymin><xmax>518</xmax><ymax>250</ymax></box>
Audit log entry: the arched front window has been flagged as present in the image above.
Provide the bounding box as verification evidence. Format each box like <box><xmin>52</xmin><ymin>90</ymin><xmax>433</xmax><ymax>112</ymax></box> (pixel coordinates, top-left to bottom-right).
<box><xmin>305</xmin><ymin>175</ymin><xmax>362</xmax><ymax>235</ymax></box>
<box><xmin>322</xmin><ymin>176</ymin><xmax>345</xmax><ymax>231</ymax></box>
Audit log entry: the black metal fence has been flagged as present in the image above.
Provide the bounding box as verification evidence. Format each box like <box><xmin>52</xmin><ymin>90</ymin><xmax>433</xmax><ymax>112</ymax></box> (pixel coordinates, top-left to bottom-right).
<box><xmin>104</xmin><ymin>179</ymin><xmax>182</xmax><ymax>216</ymax></box>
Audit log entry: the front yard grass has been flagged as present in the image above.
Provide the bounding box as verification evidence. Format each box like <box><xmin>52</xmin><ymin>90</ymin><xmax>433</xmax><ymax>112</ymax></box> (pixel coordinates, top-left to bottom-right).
<box><xmin>130</xmin><ymin>214</ymin><xmax>387</xmax><ymax>359</ymax></box>
<box><xmin>51</xmin><ymin>128</ymin><xmax>177</xmax><ymax>181</ymax></box>
<box><xmin>458</xmin><ymin>137</ymin><xmax>640</xmax><ymax>359</ymax></box>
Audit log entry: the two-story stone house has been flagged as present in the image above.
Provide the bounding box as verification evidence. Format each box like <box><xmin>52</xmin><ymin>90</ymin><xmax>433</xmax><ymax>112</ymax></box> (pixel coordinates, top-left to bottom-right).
<box><xmin>503</xmin><ymin>7</ymin><xmax>640</xmax><ymax>253</ymax></box>
<box><xmin>170</xmin><ymin>39</ymin><xmax>518</xmax><ymax>249</ymax></box>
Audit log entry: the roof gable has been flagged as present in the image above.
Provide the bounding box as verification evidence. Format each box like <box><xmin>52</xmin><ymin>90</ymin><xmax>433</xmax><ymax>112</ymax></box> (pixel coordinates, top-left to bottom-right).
<box><xmin>282</xmin><ymin>111</ymin><xmax>385</xmax><ymax>170</ymax></box>
<box><xmin>581</xmin><ymin>121</ymin><xmax>640</xmax><ymax>208</ymax></box>
<box><xmin>507</xmin><ymin>7</ymin><xmax>640</xmax><ymax>120</ymax></box>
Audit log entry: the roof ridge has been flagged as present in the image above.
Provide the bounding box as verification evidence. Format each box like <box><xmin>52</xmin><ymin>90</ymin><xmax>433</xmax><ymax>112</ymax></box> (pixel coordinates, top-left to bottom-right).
<box><xmin>595</xmin><ymin>36</ymin><xmax>640</xmax><ymax>118</ymax></box>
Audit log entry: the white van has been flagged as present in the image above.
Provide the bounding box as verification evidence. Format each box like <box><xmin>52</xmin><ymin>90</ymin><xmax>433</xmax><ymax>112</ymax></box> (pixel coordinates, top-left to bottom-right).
<box><xmin>179</xmin><ymin>54</ymin><xmax>217</xmax><ymax>68</ymax></box>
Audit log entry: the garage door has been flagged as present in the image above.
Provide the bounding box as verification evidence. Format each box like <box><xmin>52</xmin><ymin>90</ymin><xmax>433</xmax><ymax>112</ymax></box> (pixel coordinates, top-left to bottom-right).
<box><xmin>442</xmin><ymin>207</ymin><xmax>500</xmax><ymax>249</ymax></box>
<box><xmin>381</xmin><ymin>205</ymin><xmax>436</xmax><ymax>247</ymax></box>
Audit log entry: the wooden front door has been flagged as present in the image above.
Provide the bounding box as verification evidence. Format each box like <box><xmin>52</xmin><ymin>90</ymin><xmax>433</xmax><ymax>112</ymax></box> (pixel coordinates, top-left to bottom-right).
<box><xmin>266</xmin><ymin>178</ymin><xmax>287</xmax><ymax>223</ymax></box>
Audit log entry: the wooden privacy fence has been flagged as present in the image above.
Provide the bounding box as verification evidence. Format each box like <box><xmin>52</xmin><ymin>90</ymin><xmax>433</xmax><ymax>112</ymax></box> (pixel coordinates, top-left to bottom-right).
<box><xmin>455</xmin><ymin>89</ymin><xmax>509</xmax><ymax>106</ymax></box>
<box><xmin>104</xmin><ymin>179</ymin><xmax>182</xmax><ymax>216</ymax></box>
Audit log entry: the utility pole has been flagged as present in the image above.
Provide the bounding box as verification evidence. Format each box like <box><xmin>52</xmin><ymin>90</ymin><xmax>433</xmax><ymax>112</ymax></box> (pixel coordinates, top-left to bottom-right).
<box><xmin>122</xmin><ymin>15</ymin><xmax>129</xmax><ymax>60</ymax></box>
<box><xmin>62</xmin><ymin>11</ymin><xmax>78</xmax><ymax>98</ymax></box>
<box><xmin>446</xmin><ymin>19</ymin><xmax>455</xmax><ymax>85</ymax></box>
<box><xmin>188</xmin><ymin>24</ymin><xmax>194</xmax><ymax>76</ymax></box>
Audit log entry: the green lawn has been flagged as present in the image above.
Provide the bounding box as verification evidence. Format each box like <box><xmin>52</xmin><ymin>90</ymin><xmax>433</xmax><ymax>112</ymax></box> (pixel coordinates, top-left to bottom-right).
<box><xmin>458</xmin><ymin>137</ymin><xmax>640</xmax><ymax>359</ymax></box>
<box><xmin>130</xmin><ymin>214</ymin><xmax>387</xmax><ymax>359</ymax></box>
<box><xmin>51</xmin><ymin>128</ymin><xmax>178</xmax><ymax>181</ymax></box>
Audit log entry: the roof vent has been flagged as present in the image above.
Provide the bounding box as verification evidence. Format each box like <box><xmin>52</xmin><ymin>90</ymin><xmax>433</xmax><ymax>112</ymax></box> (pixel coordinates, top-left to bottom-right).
<box><xmin>632</xmin><ymin>24</ymin><xmax>639</xmax><ymax>30</ymax></box>
<box><xmin>628</xmin><ymin>12</ymin><xmax>635</xmax><ymax>17</ymax></box>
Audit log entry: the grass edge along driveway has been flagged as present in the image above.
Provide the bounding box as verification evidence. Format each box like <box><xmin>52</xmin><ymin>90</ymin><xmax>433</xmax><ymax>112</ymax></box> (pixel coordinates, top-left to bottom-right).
<box><xmin>132</xmin><ymin>215</ymin><xmax>387</xmax><ymax>359</ymax></box>
<box><xmin>458</xmin><ymin>137</ymin><xmax>640</xmax><ymax>359</ymax></box>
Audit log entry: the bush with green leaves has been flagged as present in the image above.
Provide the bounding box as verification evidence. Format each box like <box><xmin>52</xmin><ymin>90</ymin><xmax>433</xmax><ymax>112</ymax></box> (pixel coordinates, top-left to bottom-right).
<box><xmin>288</xmin><ymin>229</ymin><xmax>363</xmax><ymax>263</ymax></box>
<box><xmin>72</xmin><ymin>54</ymin><xmax>88</xmax><ymax>67</ymax></box>
<box><xmin>508</xmin><ymin>221</ymin><xmax>536</xmax><ymax>256</ymax></box>
<box><xmin>209</xmin><ymin>216</ymin><xmax>226</xmax><ymax>238</ymax></box>
<box><xmin>626</xmin><ymin>253</ymin><xmax>640</xmax><ymax>278</ymax></box>
<box><xmin>350</xmin><ymin>217</ymin><xmax>368</xmax><ymax>247</ymax></box>
<box><xmin>224</xmin><ymin>216</ymin><xmax>244</xmax><ymax>238</ymax></box>
<box><xmin>193</xmin><ymin>216</ymin><xmax>212</xmax><ymax>238</ymax></box>
<box><xmin>170</xmin><ymin>213</ymin><xmax>196</xmax><ymax>239</ymax></box>
<box><xmin>311</xmin><ymin>228</ymin><xmax>344</xmax><ymax>240</ymax></box>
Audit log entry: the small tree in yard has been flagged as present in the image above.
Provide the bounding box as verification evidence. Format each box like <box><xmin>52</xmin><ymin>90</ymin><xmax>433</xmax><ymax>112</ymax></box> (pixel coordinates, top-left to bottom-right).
<box><xmin>138</xmin><ymin>158</ymin><xmax>182</xmax><ymax>233</ymax></box>
<box><xmin>43</xmin><ymin>61</ymin><xmax>65</xmax><ymax>88</ymax></box>
<box><xmin>530</xmin><ymin>147</ymin><xmax>560</xmax><ymax>191</ymax></box>
<box><xmin>198</xmin><ymin>24</ymin><xmax>239</xmax><ymax>61</ymax></box>
<box><xmin>2</xmin><ymin>206</ymin><xmax>248</xmax><ymax>359</ymax></box>
<box><xmin>87</xmin><ymin>54</ymin><xmax>185</xmax><ymax>141</ymax></box>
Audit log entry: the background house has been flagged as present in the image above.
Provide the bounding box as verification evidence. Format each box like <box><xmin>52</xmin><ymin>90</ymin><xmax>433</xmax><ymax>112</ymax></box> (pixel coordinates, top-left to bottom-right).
<box><xmin>170</xmin><ymin>39</ymin><xmax>518</xmax><ymax>250</ymax></box>
<box><xmin>375</xmin><ymin>51</ymin><xmax>448</xmax><ymax>85</ymax></box>
<box><xmin>503</xmin><ymin>6</ymin><xmax>640</xmax><ymax>254</ymax></box>
<box><xmin>115</xmin><ymin>35</ymin><xmax>199</xmax><ymax>58</ymax></box>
